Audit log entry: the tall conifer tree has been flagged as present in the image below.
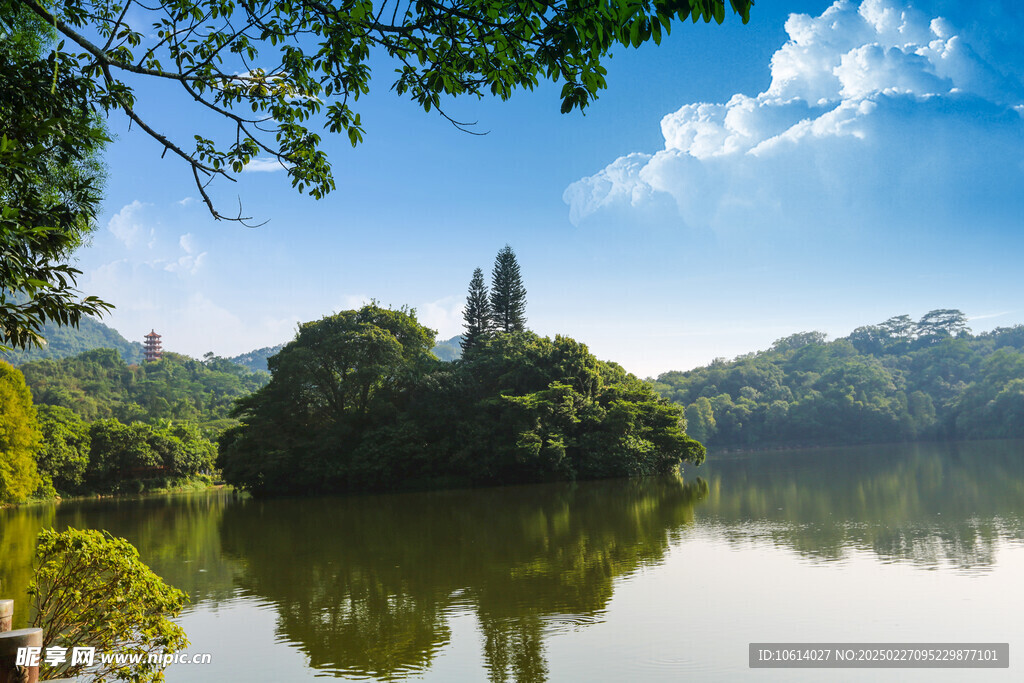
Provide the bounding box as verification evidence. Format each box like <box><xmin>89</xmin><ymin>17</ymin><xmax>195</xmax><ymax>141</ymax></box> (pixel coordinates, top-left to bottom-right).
<box><xmin>490</xmin><ymin>245</ymin><xmax>527</xmax><ymax>333</ymax></box>
<box><xmin>461</xmin><ymin>267</ymin><xmax>492</xmax><ymax>352</ymax></box>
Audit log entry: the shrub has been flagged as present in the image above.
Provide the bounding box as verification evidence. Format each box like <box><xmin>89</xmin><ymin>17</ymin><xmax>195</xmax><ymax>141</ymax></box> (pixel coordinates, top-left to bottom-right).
<box><xmin>28</xmin><ymin>528</ymin><xmax>188</xmax><ymax>682</ymax></box>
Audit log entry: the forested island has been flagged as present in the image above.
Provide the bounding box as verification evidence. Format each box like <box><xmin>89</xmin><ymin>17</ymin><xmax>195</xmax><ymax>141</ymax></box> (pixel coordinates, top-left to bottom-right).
<box><xmin>219</xmin><ymin>248</ymin><xmax>702</xmax><ymax>495</ymax></box>
<box><xmin>653</xmin><ymin>310</ymin><xmax>1024</xmax><ymax>449</ymax></box>
<box><xmin>219</xmin><ymin>310</ymin><xmax>701</xmax><ymax>495</ymax></box>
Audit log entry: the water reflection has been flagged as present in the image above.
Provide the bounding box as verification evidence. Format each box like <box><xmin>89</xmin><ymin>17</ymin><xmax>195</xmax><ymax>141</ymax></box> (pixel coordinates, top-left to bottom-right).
<box><xmin>2</xmin><ymin>441</ymin><xmax>1024</xmax><ymax>681</ymax></box>
<box><xmin>690</xmin><ymin>439</ymin><xmax>1024</xmax><ymax>570</ymax></box>
<box><xmin>218</xmin><ymin>476</ymin><xmax>708</xmax><ymax>680</ymax></box>
<box><xmin>0</xmin><ymin>490</ymin><xmax>242</xmax><ymax>627</ymax></box>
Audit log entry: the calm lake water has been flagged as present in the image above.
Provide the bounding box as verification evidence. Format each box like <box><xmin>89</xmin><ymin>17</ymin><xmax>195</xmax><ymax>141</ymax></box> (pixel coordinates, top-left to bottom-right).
<box><xmin>2</xmin><ymin>440</ymin><xmax>1023</xmax><ymax>681</ymax></box>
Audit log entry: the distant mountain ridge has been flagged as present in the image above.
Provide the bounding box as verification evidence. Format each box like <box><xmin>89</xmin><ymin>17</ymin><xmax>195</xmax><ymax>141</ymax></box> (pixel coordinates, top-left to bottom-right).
<box><xmin>1</xmin><ymin>316</ymin><xmax>144</xmax><ymax>366</ymax></box>
<box><xmin>229</xmin><ymin>344</ymin><xmax>285</xmax><ymax>373</ymax></box>
<box><xmin>432</xmin><ymin>335</ymin><xmax>463</xmax><ymax>361</ymax></box>
<box><xmin>1</xmin><ymin>314</ymin><xmax>464</xmax><ymax>371</ymax></box>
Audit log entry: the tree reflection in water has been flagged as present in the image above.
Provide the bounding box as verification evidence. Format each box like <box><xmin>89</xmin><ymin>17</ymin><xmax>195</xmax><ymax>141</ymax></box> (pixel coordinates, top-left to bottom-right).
<box><xmin>218</xmin><ymin>476</ymin><xmax>708</xmax><ymax>681</ymax></box>
<box><xmin>3</xmin><ymin>441</ymin><xmax>1024</xmax><ymax>681</ymax></box>
<box><xmin>691</xmin><ymin>439</ymin><xmax>1024</xmax><ymax>570</ymax></box>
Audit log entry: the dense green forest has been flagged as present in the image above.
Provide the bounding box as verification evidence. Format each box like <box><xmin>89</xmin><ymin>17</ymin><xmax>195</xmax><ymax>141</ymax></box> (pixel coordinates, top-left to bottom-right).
<box><xmin>1</xmin><ymin>359</ymin><xmax>218</xmax><ymax>501</ymax></box>
<box><xmin>652</xmin><ymin>310</ymin><xmax>1024</xmax><ymax>449</ymax></box>
<box><xmin>18</xmin><ymin>349</ymin><xmax>269</xmax><ymax>432</ymax></box>
<box><xmin>221</xmin><ymin>248</ymin><xmax>700</xmax><ymax>495</ymax></box>
<box><xmin>220</xmin><ymin>304</ymin><xmax>701</xmax><ymax>495</ymax></box>
<box><xmin>1</xmin><ymin>349</ymin><xmax>268</xmax><ymax>500</ymax></box>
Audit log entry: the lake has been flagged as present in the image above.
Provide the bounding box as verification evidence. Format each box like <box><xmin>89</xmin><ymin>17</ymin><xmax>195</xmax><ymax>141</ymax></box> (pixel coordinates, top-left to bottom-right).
<box><xmin>2</xmin><ymin>440</ymin><xmax>1023</xmax><ymax>681</ymax></box>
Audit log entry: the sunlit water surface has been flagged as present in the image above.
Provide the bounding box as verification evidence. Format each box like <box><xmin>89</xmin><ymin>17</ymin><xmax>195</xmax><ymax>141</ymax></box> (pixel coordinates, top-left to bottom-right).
<box><xmin>2</xmin><ymin>440</ymin><xmax>1023</xmax><ymax>681</ymax></box>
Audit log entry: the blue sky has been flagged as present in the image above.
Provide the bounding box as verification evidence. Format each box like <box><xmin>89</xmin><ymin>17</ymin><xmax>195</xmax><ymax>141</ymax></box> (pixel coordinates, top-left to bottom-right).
<box><xmin>73</xmin><ymin>0</ymin><xmax>1024</xmax><ymax>378</ymax></box>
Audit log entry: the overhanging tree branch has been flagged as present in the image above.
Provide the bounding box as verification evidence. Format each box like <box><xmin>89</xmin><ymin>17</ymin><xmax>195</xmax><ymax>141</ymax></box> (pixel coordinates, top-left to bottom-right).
<box><xmin>9</xmin><ymin>0</ymin><xmax>752</xmax><ymax>222</ymax></box>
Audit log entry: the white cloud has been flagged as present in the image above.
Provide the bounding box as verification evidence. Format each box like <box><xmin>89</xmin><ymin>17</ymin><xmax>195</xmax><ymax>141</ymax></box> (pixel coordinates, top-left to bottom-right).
<box><xmin>164</xmin><ymin>233</ymin><xmax>207</xmax><ymax>275</ymax></box>
<box><xmin>179</xmin><ymin>233</ymin><xmax>197</xmax><ymax>254</ymax></box>
<box><xmin>242</xmin><ymin>157</ymin><xmax>289</xmax><ymax>173</ymax></box>
<box><xmin>107</xmin><ymin>200</ymin><xmax>153</xmax><ymax>248</ymax></box>
<box><xmin>417</xmin><ymin>296</ymin><xmax>464</xmax><ymax>340</ymax></box>
<box><xmin>967</xmin><ymin>310</ymin><xmax>1017</xmax><ymax>322</ymax></box>
<box><xmin>177</xmin><ymin>196</ymin><xmax>196</xmax><ymax>206</ymax></box>
<box><xmin>564</xmin><ymin>0</ymin><xmax>1024</xmax><ymax>231</ymax></box>
<box><xmin>563</xmin><ymin>153</ymin><xmax>655</xmax><ymax>224</ymax></box>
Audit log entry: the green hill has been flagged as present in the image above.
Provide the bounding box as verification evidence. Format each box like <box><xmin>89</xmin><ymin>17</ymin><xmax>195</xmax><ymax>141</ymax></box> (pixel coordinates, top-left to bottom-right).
<box><xmin>229</xmin><ymin>344</ymin><xmax>284</xmax><ymax>373</ymax></box>
<box><xmin>19</xmin><ymin>349</ymin><xmax>270</xmax><ymax>433</ymax></box>
<box><xmin>1</xmin><ymin>316</ymin><xmax>144</xmax><ymax>365</ymax></box>
<box><xmin>432</xmin><ymin>335</ymin><xmax>463</xmax><ymax>361</ymax></box>
<box><xmin>652</xmin><ymin>310</ymin><xmax>1024</xmax><ymax>450</ymax></box>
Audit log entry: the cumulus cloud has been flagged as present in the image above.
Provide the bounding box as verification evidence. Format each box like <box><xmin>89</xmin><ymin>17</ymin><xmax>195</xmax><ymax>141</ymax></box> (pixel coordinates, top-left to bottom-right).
<box><xmin>107</xmin><ymin>200</ymin><xmax>153</xmax><ymax>248</ymax></box>
<box><xmin>564</xmin><ymin>0</ymin><xmax>1024</xmax><ymax>231</ymax></box>
<box><xmin>164</xmin><ymin>233</ymin><xmax>208</xmax><ymax>275</ymax></box>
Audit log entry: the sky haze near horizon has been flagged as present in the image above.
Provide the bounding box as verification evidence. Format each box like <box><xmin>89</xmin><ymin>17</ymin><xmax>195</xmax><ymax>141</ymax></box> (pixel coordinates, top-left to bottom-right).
<box><xmin>72</xmin><ymin>0</ymin><xmax>1024</xmax><ymax>378</ymax></box>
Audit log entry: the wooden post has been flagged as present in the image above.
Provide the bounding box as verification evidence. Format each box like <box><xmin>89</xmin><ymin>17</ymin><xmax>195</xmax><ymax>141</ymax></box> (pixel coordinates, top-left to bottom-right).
<box><xmin>0</xmin><ymin>601</ymin><xmax>11</xmax><ymax>633</ymax></box>
<box><xmin>0</xmin><ymin>627</ymin><xmax>42</xmax><ymax>683</ymax></box>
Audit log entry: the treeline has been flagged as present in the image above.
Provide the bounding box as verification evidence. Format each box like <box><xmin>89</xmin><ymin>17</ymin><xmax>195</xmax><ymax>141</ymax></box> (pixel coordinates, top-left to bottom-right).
<box><xmin>19</xmin><ymin>348</ymin><xmax>269</xmax><ymax>432</ymax></box>
<box><xmin>1</xmin><ymin>361</ymin><xmax>217</xmax><ymax>502</ymax></box>
<box><xmin>1</xmin><ymin>345</ymin><xmax>266</xmax><ymax>502</ymax></box>
<box><xmin>653</xmin><ymin>310</ymin><xmax>1024</xmax><ymax>449</ymax></box>
<box><xmin>220</xmin><ymin>303</ymin><xmax>702</xmax><ymax>495</ymax></box>
<box><xmin>36</xmin><ymin>407</ymin><xmax>216</xmax><ymax>495</ymax></box>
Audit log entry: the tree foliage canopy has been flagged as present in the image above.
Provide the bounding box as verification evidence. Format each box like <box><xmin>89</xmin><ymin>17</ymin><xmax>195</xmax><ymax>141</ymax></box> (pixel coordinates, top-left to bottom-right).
<box><xmin>9</xmin><ymin>0</ymin><xmax>751</xmax><ymax>218</ymax></box>
<box><xmin>489</xmin><ymin>244</ymin><xmax>527</xmax><ymax>334</ymax></box>
<box><xmin>29</xmin><ymin>527</ymin><xmax>188</xmax><ymax>682</ymax></box>
<box><xmin>221</xmin><ymin>305</ymin><xmax>701</xmax><ymax>495</ymax></box>
<box><xmin>1</xmin><ymin>4</ymin><xmax>112</xmax><ymax>350</ymax></box>
<box><xmin>19</xmin><ymin>348</ymin><xmax>269</xmax><ymax>429</ymax></box>
<box><xmin>0</xmin><ymin>359</ymin><xmax>41</xmax><ymax>502</ymax></box>
<box><xmin>34</xmin><ymin>404</ymin><xmax>91</xmax><ymax>494</ymax></box>
<box><xmin>13</xmin><ymin>348</ymin><xmax>249</xmax><ymax>494</ymax></box>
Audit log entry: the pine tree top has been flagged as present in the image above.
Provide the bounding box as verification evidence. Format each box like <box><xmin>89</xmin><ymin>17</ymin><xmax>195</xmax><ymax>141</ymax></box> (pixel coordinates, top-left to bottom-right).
<box><xmin>490</xmin><ymin>245</ymin><xmax>527</xmax><ymax>333</ymax></box>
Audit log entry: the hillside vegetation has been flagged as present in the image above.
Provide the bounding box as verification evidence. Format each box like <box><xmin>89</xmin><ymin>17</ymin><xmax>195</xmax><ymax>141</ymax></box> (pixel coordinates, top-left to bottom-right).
<box><xmin>19</xmin><ymin>349</ymin><xmax>269</xmax><ymax>433</ymax></box>
<box><xmin>653</xmin><ymin>310</ymin><xmax>1024</xmax><ymax>449</ymax></box>
<box><xmin>1</xmin><ymin>316</ymin><xmax>144</xmax><ymax>365</ymax></box>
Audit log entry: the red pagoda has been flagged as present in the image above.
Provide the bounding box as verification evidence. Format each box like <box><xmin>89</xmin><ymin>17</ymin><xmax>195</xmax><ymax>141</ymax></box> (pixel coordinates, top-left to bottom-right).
<box><xmin>144</xmin><ymin>330</ymin><xmax>163</xmax><ymax>362</ymax></box>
